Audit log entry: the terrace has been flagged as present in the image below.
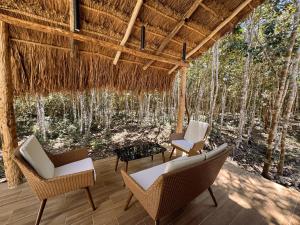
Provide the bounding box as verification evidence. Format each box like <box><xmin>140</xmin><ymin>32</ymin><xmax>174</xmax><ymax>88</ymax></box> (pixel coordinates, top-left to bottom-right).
<box><xmin>0</xmin><ymin>154</ymin><xmax>299</xmax><ymax>225</ymax></box>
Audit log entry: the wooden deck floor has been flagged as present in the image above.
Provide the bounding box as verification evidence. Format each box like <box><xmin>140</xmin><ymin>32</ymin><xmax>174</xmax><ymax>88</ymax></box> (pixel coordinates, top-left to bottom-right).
<box><xmin>0</xmin><ymin>153</ymin><xmax>299</xmax><ymax>225</ymax></box>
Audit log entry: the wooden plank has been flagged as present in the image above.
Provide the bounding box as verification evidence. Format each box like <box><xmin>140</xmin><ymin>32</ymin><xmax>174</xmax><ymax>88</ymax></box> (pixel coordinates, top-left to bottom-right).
<box><xmin>0</xmin><ymin>21</ymin><xmax>22</xmax><ymax>188</ymax></box>
<box><xmin>0</xmin><ymin>13</ymin><xmax>188</xmax><ymax>67</ymax></box>
<box><xmin>168</xmin><ymin>0</ymin><xmax>253</xmax><ymax>74</ymax></box>
<box><xmin>176</xmin><ymin>67</ymin><xmax>187</xmax><ymax>133</ymax></box>
<box><xmin>0</xmin><ymin>157</ymin><xmax>299</xmax><ymax>225</ymax></box>
<box><xmin>143</xmin><ymin>0</ymin><xmax>204</xmax><ymax>70</ymax></box>
<box><xmin>113</xmin><ymin>0</ymin><xmax>143</xmax><ymax>65</ymax></box>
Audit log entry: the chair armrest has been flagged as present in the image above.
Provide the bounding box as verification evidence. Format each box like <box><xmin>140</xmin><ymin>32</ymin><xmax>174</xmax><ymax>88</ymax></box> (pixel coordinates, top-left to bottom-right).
<box><xmin>169</xmin><ymin>132</ymin><xmax>185</xmax><ymax>141</ymax></box>
<box><xmin>121</xmin><ymin>170</ymin><xmax>146</xmax><ymax>199</ymax></box>
<box><xmin>34</xmin><ymin>169</ymin><xmax>95</xmax><ymax>200</ymax></box>
<box><xmin>188</xmin><ymin>140</ymin><xmax>205</xmax><ymax>156</ymax></box>
<box><xmin>48</xmin><ymin>148</ymin><xmax>89</xmax><ymax>167</ymax></box>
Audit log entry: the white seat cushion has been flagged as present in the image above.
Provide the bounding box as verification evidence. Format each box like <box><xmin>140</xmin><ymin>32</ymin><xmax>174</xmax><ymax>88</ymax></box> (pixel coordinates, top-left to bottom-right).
<box><xmin>20</xmin><ymin>135</ymin><xmax>55</xmax><ymax>179</ymax></box>
<box><xmin>130</xmin><ymin>163</ymin><xmax>167</xmax><ymax>190</ymax></box>
<box><xmin>130</xmin><ymin>143</ymin><xmax>228</xmax><ymax>190</ymax></box>
<box><xmin>171</xmin><ymin>139</ymin><xmax>194</xmax><ymax>152</ymax></box>
<box><xmin>54</xmin><ymin>158</ymin><xmax>96</xmax><ymax>180</ymax></box>
<box><xmin>205</xmin><ymin>143</ymin><xmax>228</xmax><ymax>160</ymax></box>
<box><xmin>184</xmin><ymin>120</ymin><xmax>209</xmax><ymax>143</ymax></box>
<box><xmin>164</xmin><ymin>154</ymin><xmax>206</xmax><ymax>173</ymax></box>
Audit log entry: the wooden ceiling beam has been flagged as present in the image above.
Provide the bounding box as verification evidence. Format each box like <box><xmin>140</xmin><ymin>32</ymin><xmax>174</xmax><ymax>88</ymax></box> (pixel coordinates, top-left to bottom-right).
<box><xmin>1</xmin><ymin>8</ymin><xmax>180</xmax><ymax>60</ymax></box>
<box><xmin>143</xmin><ymin>0</ymin><xmax>204</xmax><ymax>70</ymax></box>
<box><xmin>0</xmin><ymin>13</ymin><xmax>188</xmax><ymax>67</ymax></box>
<box><xmin>80</xmin><ymin>4</ymin><xmax>187</xmax><ymax>48</ymax></box>
<box><xmin>168</xmin><ymin>0</ymin><xmax>253</xmax><ymax>74</ymax></box>
<box><xmin>113</xmin><ymin>0</ymin><xmax>143</xmax><ymax>65</ymax></box>
<box><xmin>199</xmin><ymin>2</ymin><xmax>234</xmax><ymax>27</ymax></box>
<box><xmin>143</xmin><ymin>2</ymin><xmax>214</xmax><ymax>39</ymax></box>
<box><xmin>10</xmin><ymin>38</ymin><xmax>169</xmax><ymax>71</ymax></box>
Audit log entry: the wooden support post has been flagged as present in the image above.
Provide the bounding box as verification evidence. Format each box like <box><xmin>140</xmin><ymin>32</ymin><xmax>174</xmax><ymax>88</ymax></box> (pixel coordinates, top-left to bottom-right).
<box><xmin>176</xmin><ymin>67</ymin><xmax>187</xmax><ymax>133</ymax></box>
<box><xmin>0</xmin><ymin>21</ymin><xmax>22</xmax><ymax>188</ymax></box>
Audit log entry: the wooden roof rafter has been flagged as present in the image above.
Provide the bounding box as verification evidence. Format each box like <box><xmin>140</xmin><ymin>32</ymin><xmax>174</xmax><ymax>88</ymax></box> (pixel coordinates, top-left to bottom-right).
<box><xmin>10</xmin><ymin>38</ymin><xmax>170</xmax><ymax>71</ymax></box>
<box><xmin>169</xmin><ymin>0</ymin><xmax>254</xmax><ymax>74</ymax></box>
<box><xmin>113</xmin><ymin>0</ymin><xmax>143</xmax><ymax>65</ymax></box>
<box><xmin>0</xmin><ymin>13</ymin><xmax>188</xmax><ymax>67</ymax></box>
<box><xmin>1</xmin><ymin>8</ymin><xmax>183</xmax><ymax>61</ymax></box>
<box><xmin>80</xmin><ymin>4</ymin><xmax>192</xmax><ymax>50</ymax></box>
<box><xmin>143</xmin><ymin>2</ymin><xmax>213</xmax><ymax>40</ymax></box>
<box><xmin>142</xmin><ymin>0</ymin><xmax>205</xmax><ymax>71</ymax></box>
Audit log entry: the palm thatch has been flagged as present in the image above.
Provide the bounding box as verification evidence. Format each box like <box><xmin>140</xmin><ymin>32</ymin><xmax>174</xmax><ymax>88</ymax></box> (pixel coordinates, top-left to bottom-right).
<box><xmin>0</xmin><ymin>0</ymin><xmax>264</xmax><ymax>95</ymax></box>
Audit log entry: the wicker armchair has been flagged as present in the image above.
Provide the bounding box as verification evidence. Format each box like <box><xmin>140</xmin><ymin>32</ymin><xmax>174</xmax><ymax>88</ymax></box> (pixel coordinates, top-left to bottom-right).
<box><xmin>14</xmin><ymin>136</ymin><xmax>96</xmax><ymax>225</ymax></box>
<box><xmin>169</xmin><ymin>120</ymin><xmax>209</xmax><ymax>158</ymax></box>
<box><xmin>121</xmin><ymin>144</ymin><xmax>229</xmax><ymax>225</ymax></box>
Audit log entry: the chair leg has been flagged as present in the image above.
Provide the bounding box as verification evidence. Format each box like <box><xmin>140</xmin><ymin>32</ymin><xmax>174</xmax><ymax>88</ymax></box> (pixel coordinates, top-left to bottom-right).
<box><xmin>85</xmin><ymin>187</ymin><xmax>96</xmax><ymax>210</ymax></box>
<box><xmin>35</xmin><ymin>199</ymin><xmax>47</xmax><ymax>225</ymax></box>
<box><xmin>155</xmin><ymin>219</ymin><xmax>160</xmax><ymax>225</ymax></box>
<box><xmin>115</xmin><ymin>156</ymin><xmax>120</xmax><ymax>172</ymax></box>
<box><xmin>208</xmin><ymin>186</ymin><xmax>218</xmax><ymax>207</ymax></box>
<box><xmin>124</xmin><ymin>192</ymin><xmax>133</xmax><ymax>211</ymax></box>
<box><xmin>169</xmin><ymin>147</ymin><xmax>175</xmax><ymax>159</ymax></box>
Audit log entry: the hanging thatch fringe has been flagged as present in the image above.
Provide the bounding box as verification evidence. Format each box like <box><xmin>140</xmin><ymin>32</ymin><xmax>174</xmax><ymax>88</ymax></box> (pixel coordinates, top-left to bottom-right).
<box><xmin>11</xmin><ymin>41</ymin><xmax>175</xmax><ymax>96</ymax></box>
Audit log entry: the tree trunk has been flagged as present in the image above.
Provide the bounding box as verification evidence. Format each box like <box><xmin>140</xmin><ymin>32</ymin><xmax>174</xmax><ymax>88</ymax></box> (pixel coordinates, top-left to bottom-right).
<box><xmin>220</xmin><ymin>83</ymin><xmax>227</xmax><ymax>130</ymax></box>
<box><xmin>79</xmin><ymin>93</ymin><xmax>85</xmax><ymax>134</ymax></box>
<box><xmin>236</xmin><ymin>16</ymin><xmax>254</xmax><ymax>149</ymax></box>
<box><xmin>277</xmin><ymin>47</ymin><xmax>300</xmax><ymax>175</ymax></box>
<box><xmin>0</xmin><ymin>21</ymin><xmax>22</xmax><ymax>188</ymax></box>
<box><xmin>86</xmin><ymin>90</ymin><xmax>95</xmax><ymax>136</ymax></box>
<box><xmin>262</xmin><ymin>4</ymin><xmax>300</xmax><ymax>178</ymax></box>
<box><xmin>36</xmin><ymin>95</ymin><xmax>47</xmax><ymax>141</ymax></box>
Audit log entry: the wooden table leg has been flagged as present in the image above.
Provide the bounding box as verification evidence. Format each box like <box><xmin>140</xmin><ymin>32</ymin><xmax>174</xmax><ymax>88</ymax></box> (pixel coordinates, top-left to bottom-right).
<box><xmin>151</xmin><ymin>155</ymin><xmax>154</xmax><ymax>161</ymax></box>
<box><xmin>169</xmin><ymin>147</ymin><xmax>175</xmax><ymax>159</ymax></box>
<box><xmin>115</xmin><ymin>156</ymin><xmax>120</xmax><ymax>172</ymax></box>
<box><xmin>162</xmin><ymin>151</ymin><xmax>165</xmax><ymax>162</ymax></box>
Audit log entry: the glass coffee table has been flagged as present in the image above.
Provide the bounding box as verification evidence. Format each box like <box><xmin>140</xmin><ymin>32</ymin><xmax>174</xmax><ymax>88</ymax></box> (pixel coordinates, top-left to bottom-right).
<box><xmin>113</xmin><ymin>142</ymin><xmax>166</xmax><ymax>172</ymax></box>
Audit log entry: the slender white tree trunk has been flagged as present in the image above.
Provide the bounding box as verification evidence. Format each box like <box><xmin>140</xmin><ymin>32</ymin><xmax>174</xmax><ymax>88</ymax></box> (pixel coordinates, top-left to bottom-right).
<box><xmin>236</xmin><ymin>16</ymin><xmax>254</xmax><ymax>149</ymax></box>
<box><xmin>79</xmin><ymin>93</ymin><xmax>85</xmax><ymax>134</ymax></box>
<box><xmin>36</xmin><ymin>95</ymin><xmax>47</xmax><ymax>141</ymax></box>
<box><xmin>220</xmin><ymin>84</ymin><xmax>227</xmax><ymax>130</ymax></box>
<box><xmin>209</xmin><ymin>41</ymin><xmax>219</xmax><ymax>129</ymax></box>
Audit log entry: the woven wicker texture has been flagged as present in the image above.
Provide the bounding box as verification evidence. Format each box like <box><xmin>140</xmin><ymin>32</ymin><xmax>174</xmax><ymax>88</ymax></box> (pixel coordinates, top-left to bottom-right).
<box><xmin>14</xmin><ymin>147</ymin><xmax>95</xmax><ymax>200</ymax></box>
<box><xmin>122</xmin><ymin>148</ymin><xmax>230</xmax><ymax>221</ymax></box>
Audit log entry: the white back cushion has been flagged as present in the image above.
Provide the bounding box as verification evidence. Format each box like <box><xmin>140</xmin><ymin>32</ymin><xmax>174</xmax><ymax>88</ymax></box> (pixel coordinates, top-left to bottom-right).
<box><xmin>184</xmin><ymin>120</ymin><xmax>209</xmax><ymax>144</ymax></box>
<box><xmin>164</xmin><ymin>154</ymin><xmax>206</xmax><ymax>173</ymax></box>
<box><xmin>20</xmin><ymin>135</ymin><xmax>55</xmax><ymax>179</ymax></box>
<box><xmin>205</xmin><ymin>143</ymin><xmax>228</xmax><ymax>160</ymax></box>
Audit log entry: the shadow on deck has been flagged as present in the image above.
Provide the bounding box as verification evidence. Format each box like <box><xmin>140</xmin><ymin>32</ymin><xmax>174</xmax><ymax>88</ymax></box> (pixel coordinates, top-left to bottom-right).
<box><xmin>0</xmin><ymin>153</ymin><xmax>299</xmax><ymax>225</ymax></box>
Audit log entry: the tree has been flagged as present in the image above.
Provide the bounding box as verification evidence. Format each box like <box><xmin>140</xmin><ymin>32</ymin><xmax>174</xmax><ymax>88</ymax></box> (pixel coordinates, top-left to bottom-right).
<box><xmin>262</xmin><ymin>1</ymin><xmax>300</xmax><ymax>178</ymax></box>
<box><xmin>277</xmin><ymin>47</ymin><xmax>300</xmax><ymax>175</ymax></box>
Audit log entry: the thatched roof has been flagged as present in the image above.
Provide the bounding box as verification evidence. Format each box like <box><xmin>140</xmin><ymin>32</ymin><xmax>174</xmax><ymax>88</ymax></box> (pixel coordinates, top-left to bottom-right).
<box><xmin>0</xmin><ymin>0</ymin><xmax>264</xmax><ymax>95</ymax></box>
